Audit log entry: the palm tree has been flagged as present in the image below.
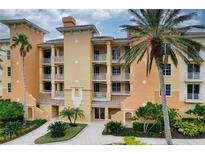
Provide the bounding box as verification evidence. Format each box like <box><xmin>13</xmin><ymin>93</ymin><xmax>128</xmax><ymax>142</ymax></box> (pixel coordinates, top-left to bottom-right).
<box><xmin>120</xmin><ymin>9</ymin><xmax>205</xmax><ymax>145</ymax></box>
<box><xmin>60</xmin><ymin>107</ymin><xmax>75</xmax><ymax>125</ymax></box>
<box><xmin>10</xmin><ymin>33</ymin><xmax>32</xmax><ymax>119</ymax></box>
<box><xmin>73</xmin><ymin>108</ymin><xmax>85</xmax><ymax>125</ymax></box>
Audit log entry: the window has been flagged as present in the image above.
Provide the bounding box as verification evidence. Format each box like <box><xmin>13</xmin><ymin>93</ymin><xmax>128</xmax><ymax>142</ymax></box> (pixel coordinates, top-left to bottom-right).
<box><xmin>187</xmin><ymin>64</ymin><xmax>200</xmax><ymax>79</ymax></box>
<box><xmin>160</xmin><ymin>84</ymin><xmax>171</xmax><ymax>96</ymax></box>
<box><xmin>6</xmin><ymin>50</ymin><xmax>10</xmax><ymax>60</ymax></box>
<box><xmin>112</xmin><ymin>49</ymin><xmax>121</xmax><ymax>60</ymax></box>
<box><xmin>94</xmin><ymin>83</ymin><xmax>100</xmax><ymax>92</ymax></box>
<box><xmin>163</xmin><ymin>43</ymin><xmax>171</xmax><ymax>55</ymax></box>
<box><xmin>94</xmin><ymin>66</ymin><xmax>100</xmax><ymax>74</ymax></box>
<box><xmin>7</xmin><ymin>83</ymin><xmax>11</xmax><ymax>92</ymax></box>
<box><xmin>112</xmin><ymin>83</ymin><xmax>121</xmax><ymax>92</ymax></box>
<box><xmin>7</xmin><ymin>67</ymin><xmax>11</xmax><ymax>76</ymax></box>
<box><xmin>59</xmin><ymin>67</ymin><xmax>63</xmax><ymax>74</ymax></box>
<box><xmin>163</xmin><ymin>64</ymin><xmax>171</xmax><ymax>76</ymax></box>
<box><xmin>187</xmin><ymin>84</ymin><xmax>200</xmax><ymax>99</ymax></box>
<box><xmin>112</xmin><ymin>66</ymin><xmax>121</xmax><ymax>75</ymax></box>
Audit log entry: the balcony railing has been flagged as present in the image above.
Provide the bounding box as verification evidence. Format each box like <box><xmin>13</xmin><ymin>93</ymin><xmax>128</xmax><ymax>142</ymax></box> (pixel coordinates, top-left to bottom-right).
<box><xmin>112</xmin><ymin>91</ymin><xmax>130</xmax><ymax>95</ymax></box>
<box><xmin>112</xmin><ymin>73</ymin><xmax>130</xmax><ymax>81</ymax></box>
<box><xmin>185</xmin><ymin>93</ymin><xmax>204</xmax><ymax>102</ymax></box>
<box><xmin>43</xmin><ymin>74</ymin><xmax>51</xmax><ymax>80</ymax></box>
<box><xmin>93</xmin><ymin>92</ymin><xmax>107</xmax><ymax>99</ymax></box>
<box><xmin>93</xmin><ymin>54</ymin><xmax>106</xmax><ymax>61</ymax></box>
<box><xmin>55</xmin><ymin>74</ymin><xmax>64</xmax><ymax>80</ymax></box>
<box><xmin>55</xmin><ymin>56</ymin><xmax>64</xmax><ymax>63</ymax></box>
<box><xmin>186</xmin><ymin>72</ymin><xmax>201</xmax><ymax>80</ymax></box>
<box><xmin>43</xmin><ymin>58</ymin><xmax>51</xmax><ymax>64</ymax></box>
<box><xmin>43</xmin><ymin>89</ymin><xmax>51</xmax><ymax>93</ymax></box>
<box><xmin>55</xmin><ymin>91</ymin><xmax>64</xmax><ymax>98</ymax></box>
<box><xmin>93</xmin><ymin>73</ymin><xmax>107</xmax><ymax>80</ymax></box>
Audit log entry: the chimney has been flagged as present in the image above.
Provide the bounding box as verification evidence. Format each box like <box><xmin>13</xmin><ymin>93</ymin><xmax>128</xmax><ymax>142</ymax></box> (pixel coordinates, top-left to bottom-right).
<box><xmin>62</xmin><ymin>16</ymin><xmax>76</xmax><ymax>27</ymax></box>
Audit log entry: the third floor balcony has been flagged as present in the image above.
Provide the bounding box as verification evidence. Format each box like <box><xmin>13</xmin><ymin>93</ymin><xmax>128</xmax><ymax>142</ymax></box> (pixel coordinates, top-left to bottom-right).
<box><xmin>43</xmin><ymin>58</ymin><xmax>51</xmax><ymax>64</ymax></box>
<box><xmin>55</xmin><ymin>74</ymin><xmax>64</xmax><ymax>80</ymax></box>
<box><xmin>93</xmin><ymin>73</ymin><xmax>107</xmax><ymax>81</ymax></box>
<box><xmin>93</xmin><ymin>92</ymin><xmax>107</xmax><ymax>100</ymax></box>
<box><xmin>93</xmin><ymin>54</ymin><xmax>106</xmax><ymax>62</ymax></box>
<box><xmin>55</xmin><ymin>56</ymin><xmax>64</xmax><ymax>63</ymax></box>
<box><xmin>112</xmin><ymin>73</ymin><xmax>130</xmax><ymax>81</ymax></box>
<box><xmin>43</xmin><ymin>74</ymin><xmax>51</xmax><ymax>80</ymax></box>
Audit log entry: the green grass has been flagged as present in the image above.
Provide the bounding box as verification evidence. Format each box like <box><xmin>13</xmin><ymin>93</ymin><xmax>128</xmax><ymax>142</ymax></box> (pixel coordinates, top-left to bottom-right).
<box><xmin>35</xmin><ymin>123</ymin><xmax>87</xmax><ymax>144</ymax></box>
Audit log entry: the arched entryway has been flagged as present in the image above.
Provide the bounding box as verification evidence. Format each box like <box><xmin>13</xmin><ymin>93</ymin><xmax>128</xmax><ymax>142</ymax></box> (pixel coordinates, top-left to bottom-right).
<box><xmin>125</xmin><ymin>112</ymin><xmax>132</xmax><ymax>127</ymax></box>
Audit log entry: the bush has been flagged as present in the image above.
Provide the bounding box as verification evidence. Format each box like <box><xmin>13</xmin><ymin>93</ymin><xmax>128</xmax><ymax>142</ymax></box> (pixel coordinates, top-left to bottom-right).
<box><xmin>48</xmin><ymin>121</ymin><xmax>68</xmax><ymax>138</ymax></box>
<box><xmin>105</xmin><ymin>121</ymin><xmax>123</xmax><ymax>135</ymax></box>
<box><xmin>32</xmin><ymin>119</ymin><xmax>46</xmax><ymax>126</ymax></box>
<box><xmin>186</xmin><ymin>105</ymin><xmax>205</xmax><ymax>119</ymax></box>
<box><xmin>124</xmin><ymin>136</ymin><xmax>145</xmax><ymax>145</ymax></box>
<box><xmin>3</xmin><ymin>121</ymin><xmax>22</xmax><ymax>138</ymax></box>
<box><xmin>0</xmin><ymin>99</ymin><xmax>24</xmax><ymax>123</ymax></box>
<box><xmin>133</xmin><ymin>122</ymin><xmax>162</xmax><ymax>133</ymax></box>
<box><xmin>173</xmin><ymin>120</ymin><xmax>205</xmax><ymax>136</ymax></box>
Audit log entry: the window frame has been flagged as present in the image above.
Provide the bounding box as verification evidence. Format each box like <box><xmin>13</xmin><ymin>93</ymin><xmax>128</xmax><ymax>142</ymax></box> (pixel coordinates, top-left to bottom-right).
<box><xmin>159</xmin><ymin>84</ymin><xmax>172</xmax><ymax>97</ymax></box>
<box><xmin>6</xmin><ymin>50</ymin><xmax>10</xmax><ymax>60</ymax></box>
<box><xmin>112</xmin><ymin>83</ymin><xmax>121</xmax><ymax>92</ymax></box>
<box><xmin>7</xmin><ymin>83</ymin><xmax>11</xmax><ymax>93</ymax></box>
<box><xmin>163</xmin><ymin>64</ymin><xmax>172</xmax><ymax>76</ymax></box>
<box><xmin>7</xmin><ymin>67</ymin><xmax>11</xmax><ymax>76</ymax></box>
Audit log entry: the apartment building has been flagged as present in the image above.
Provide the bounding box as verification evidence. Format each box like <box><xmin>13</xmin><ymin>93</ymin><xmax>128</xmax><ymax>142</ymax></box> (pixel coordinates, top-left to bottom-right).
<box><xmin>1</xmin><ymin>16</ymin><xmax>205</xmax><ymax>127</ymax></box>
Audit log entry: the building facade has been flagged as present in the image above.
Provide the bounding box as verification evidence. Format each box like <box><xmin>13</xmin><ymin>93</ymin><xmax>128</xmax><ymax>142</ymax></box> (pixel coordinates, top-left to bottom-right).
<box><xmin>1</xmin><ymin>17</ymin><xmax>205</xmax><ymax>127</ymax></box>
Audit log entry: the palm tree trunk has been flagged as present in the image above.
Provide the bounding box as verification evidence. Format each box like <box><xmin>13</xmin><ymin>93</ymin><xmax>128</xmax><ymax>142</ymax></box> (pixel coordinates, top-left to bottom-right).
<box><xmin>23</xmin><ymin>57</ymin><xmax>27</xmax><ymax>119</ymax></box>
<box><xmin>157</xmin><ymin>65</ymin><xmax>173</xmax><ymax>145</ymax></box>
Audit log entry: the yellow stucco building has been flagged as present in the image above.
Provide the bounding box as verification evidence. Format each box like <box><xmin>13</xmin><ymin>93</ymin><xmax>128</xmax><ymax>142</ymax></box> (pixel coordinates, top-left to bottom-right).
<box><xmin>1</xmin><ymin>16</ymin><xmax>205</xmax><ymax>127</ymax></box>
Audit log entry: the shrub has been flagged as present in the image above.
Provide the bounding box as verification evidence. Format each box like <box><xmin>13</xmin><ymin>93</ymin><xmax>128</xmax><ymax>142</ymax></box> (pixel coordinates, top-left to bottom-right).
<box><xmin>32</xmin><ymin>119</ymin><xmax>46</xmax><ymax>127</ymax></box>
<box><xmin>0</xmin><ymin>99</ymin><xmax>24</xmax><ymax>123</ymax></box>
<box><xmin>133</xmin><ymin>122</ymin><xmax>162</xmax><ymax>133</ymax></box>
<box><xmin>124</xmin><ymin>136</ymin><xmax>145</xmax><ymax>145</ymax></box>
<box><xmin>186</xmin><ymin>105</ymin><xmax>205</xmax><ymax>119</ymax></box>
<box><xmin>173</xmin><ymin>120</ymin><xmax>205</xmax><ymax>136</ymax></box>
<box><xmin>3</xmin><ymin>121</ymin><xmax>22</xmax><ymax>138</ymax></box>
<box><xmin>48</xmin><ymin>121</ymin><xmax>68</xmax><ymax>138</ymax></box>
<box><xmin>105</xmin><ymin>121</ymin><xmax>123</xmax><ymax>135</ymax></box>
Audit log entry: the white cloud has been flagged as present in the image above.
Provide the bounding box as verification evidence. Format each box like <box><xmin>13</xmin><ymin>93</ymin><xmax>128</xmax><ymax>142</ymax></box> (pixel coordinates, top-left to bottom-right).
<box><xmin>0</xmin><ymin>9</ymin><xmax>128</xmax><ymax>40</ymax></box>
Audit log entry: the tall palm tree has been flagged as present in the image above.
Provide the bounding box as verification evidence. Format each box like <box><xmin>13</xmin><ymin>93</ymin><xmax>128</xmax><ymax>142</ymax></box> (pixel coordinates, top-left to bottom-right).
<box><xmin>120</xmin><ymin>9</ymin><xmax>205</xmax><ymax>145</ymax></box>
<box><xmin>10</xmin><ymin>33</ymin><xmax>32</xmax><ymax>119</ymax></box>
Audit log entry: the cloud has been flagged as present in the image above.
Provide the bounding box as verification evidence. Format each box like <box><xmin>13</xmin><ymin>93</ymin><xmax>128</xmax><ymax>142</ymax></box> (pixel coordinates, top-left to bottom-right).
<box><xmin>0</xmin><ymin>9</ymin><xmax>128</xmax><ymax>40</ymax></box>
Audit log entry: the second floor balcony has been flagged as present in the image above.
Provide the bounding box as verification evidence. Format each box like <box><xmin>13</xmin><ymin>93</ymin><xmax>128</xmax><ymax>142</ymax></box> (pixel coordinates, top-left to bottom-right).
<box><xmin>93</xmin><ymin>54</ymin><xmax>106</xmax><ymax>62</ymax></box>
<box><xmin>43</xmin><ymin>58</ymin><xmax>51</xmax><ymax>64</ymax></box>
<box><xmin>43</xmin><ymin>74</ymin><xmax>51</xmax><ymax>80</ymax></box>
<box><xmin>55</xmin><ymin>91</ymin><xmax>64</xmax><ymax>98</ymax></box>
<box><xmin>93</xmin><ymin>92</ymin><xmax>107</xmax><ymax>100</ymax></box>
<box><xmin>112</xmin><ymin>73</ymin><xmax>130</xmax><ymax>81</ymax></box>
<box><xmin>55</xmin><ymin>56</ymin><xmax>64</xmax><ymax>63</ymax></box>
<box><xmin>55</xmin><ymin>74</ymin><xmax>64</xmax><ymax>80</ymax></box>
<box><xmin>185</xmin><ymin>72</ymin><xmax>204</xmax><ymax>81</ymax></box>
<box><xmin>93</xmin><ymin>73</ymin><xmax>107</xmax><ymax>81</ymax></box>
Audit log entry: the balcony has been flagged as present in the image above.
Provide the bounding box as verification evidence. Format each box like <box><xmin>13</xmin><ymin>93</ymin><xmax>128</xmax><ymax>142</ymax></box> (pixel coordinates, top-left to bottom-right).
<box><xmin>93</xmin><ymin>54</ymin><xmax>106</xmax><ymax>62</ymax></box>
<box><xmin>93</xmin><ymin>73</ymin><xmax>107</xmax><ymax>81</ymax></box>
<box><xmin>112</xmin><ymin>73</ymin><xmax>130</xmax><ymax>81</ymax></box>
<box><xmin>55</xmin><ymin>74</ymin><xmax>64</xmax><ymax>80</ymax></box>
<box><xmin>43</xmin><ymin>58</ymin><xmax>51</xmax><ymax>64</ymax></box>
<box><xmin>93</xmin><ymin>92</ymin><xmax>107</xmax><ymax>100</ymax></box>
<box><xmin>55</xmin><ymin>91</ymin><xmax>64</xmax><ymax>98</ymax></box>
<box><xmin>184</xmin><ymin>93</ymin><xmax>205</xmax><ymax>103</ymax></box>
<box><xmin>43</xmin><ymin>74</ymin><xmax>51</xmax><ymax>80</ymax></box>
<box><xmin>185</xmin><ymin>72</ymin><xmax>204</xmax><ymax>82</ymax></box>
<box><xmin>42</xmin><ymin>89</ymin><xmax>51</xmax><ymax>93</ymax></box>
<box><xmin>112</xmin><ymin>91</ymin><xmax>130</xmax><ymax>95</ymax></box>
<box><xmin>55</xmin><ymin>56</ymin><xmax>64</xmax><ymax>63</ymax></box>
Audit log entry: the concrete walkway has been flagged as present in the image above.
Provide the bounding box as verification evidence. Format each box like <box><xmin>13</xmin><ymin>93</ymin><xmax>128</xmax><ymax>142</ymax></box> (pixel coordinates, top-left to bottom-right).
<box><xmin>3</xmin><ymin>120</ymin><xmax>205</xmax><ymax>145</ymax></box>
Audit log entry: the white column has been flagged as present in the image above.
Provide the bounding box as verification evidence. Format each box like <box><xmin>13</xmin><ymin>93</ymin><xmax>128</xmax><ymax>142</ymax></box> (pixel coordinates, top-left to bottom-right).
<box><xmin>39</xmin><ymin>48</ymin><xmax>43</xmax><ymax>92</ymax></box>
<box><xmin>106</xmin><ymin>41</ymin><xmax>112</xmax><ymax>100</ymax></box>
<box><xmin>51</xmin><ymin>45</ymin><xmax>55</xmax><ymax>98</ymax></box>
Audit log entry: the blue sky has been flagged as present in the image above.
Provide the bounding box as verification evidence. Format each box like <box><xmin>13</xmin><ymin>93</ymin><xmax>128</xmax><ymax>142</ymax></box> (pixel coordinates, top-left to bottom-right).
<box><xmin>0</xmin><ymin>9</ymin><xmax>204</xmax><ymax>41</ymax></box>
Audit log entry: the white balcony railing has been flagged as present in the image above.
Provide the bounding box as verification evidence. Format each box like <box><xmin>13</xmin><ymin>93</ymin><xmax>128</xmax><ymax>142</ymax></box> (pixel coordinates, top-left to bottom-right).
<box><xmin>186</xmin><ymin>72</ymin><xmax>202</xmax><ymax>80</ymax></box>
<box><xmin>55</xmin><ymin>74</ymin><xmax>64</xmax><ymax>80</ymax></box>
<box><xmin>93</xmin><ymin>92</ymin><xmax>107</xmax><ymax>99</ymax></box>
<box><xmin>112</xmin><ymin>91</ymin><xmax>130</xmax><ymax>95</ymax></box>
<box><xmin>55</xmin><ymin>56</ymin><xmax>64</xmax><ymax>63</ymax></box>
<box><xmin>43</xmin><ymin>89</ymin><xmax>51</xmax><ymax>93</ymax></box>
<box><xmin>93</xmin><ymin>54</ymin><xmax>106</xmax><ymax>61</ymax></box>
<box><xmin>93</xmin><ymin>73</ymin><xmax>107</xmax><ymax>80</ymax></box>
<box><xmin>43</xmin><ymin>58</ymin><xmax>51</xmax><ymax>64</ymax></box>
<box><xmin>43</xmin><ymin>74</ymin><xmax>51</xmax><ymax>80</ymax></box>
<box><xmin>185</xmin><ymin>93</ymin><xmax>205</xmax><ymax>102</ymax></box>
<box><xmin>55</xmin><ymin>91</ymin><xmax>64</xmax><ymax>98</ymax></box>
<box><xmin>112</xmin><ymin>73</ymin><xmax>130</xmax><ymax>81</ymax></box>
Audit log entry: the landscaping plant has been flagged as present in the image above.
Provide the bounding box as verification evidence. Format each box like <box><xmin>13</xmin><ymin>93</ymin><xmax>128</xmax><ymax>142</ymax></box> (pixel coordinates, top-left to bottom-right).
<box><xmin>3</xmin><ymin>121</ymin><xmax>22</xmax><ymax>139</ymax></box>
<box><xmin>105</xmin><ymin>121</ymin><xmax>123</xmax><ymax>135</ymax></box>
<box><xmin>186</xmin><ymin>105</ymin><xmax>205</xmax><ymax>121</ymax></box>
<box><xmin>48</xmin><ymin>121</ymin><xmax>68</xmax><ymax>138</ymax></box>
<box><xmin>124</xmin><ymin>136</ymin><xmax>145</xmax><ymax>145</ymax></box>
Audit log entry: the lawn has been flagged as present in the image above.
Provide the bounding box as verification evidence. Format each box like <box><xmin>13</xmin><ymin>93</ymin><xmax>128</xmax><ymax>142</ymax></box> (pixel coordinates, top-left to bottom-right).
<box><xmin>35</xmin><ymin>123</ymin><xmax>87</xmax><ymax>144</ymax></box>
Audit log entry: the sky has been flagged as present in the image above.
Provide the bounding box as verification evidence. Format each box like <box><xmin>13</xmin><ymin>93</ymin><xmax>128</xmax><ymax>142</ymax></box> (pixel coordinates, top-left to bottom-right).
<box><xmin>0</xmin><ymin>9</ymin><xmax>205</xmax><ymax>41</ymax></box>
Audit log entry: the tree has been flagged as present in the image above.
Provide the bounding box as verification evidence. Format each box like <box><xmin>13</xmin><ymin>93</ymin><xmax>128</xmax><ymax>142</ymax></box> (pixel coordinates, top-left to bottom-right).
<box><xmin>120</xmin><ymin>9</ymin><xmax>205</xmax><ymax>145</ymax></box>
<box><xmin>73</xmin><ymin>108</ymin><xmax>85</xmax><ymax>126</ymax></box>
<box><xmin>60</xmin><ymin>107</ymin><xmax>85</xmax><ymax>126</ymax></box>
<box><xmin>10</xmin><ymin>33</ymin><xmax>32</xmax><ymax>119</ymax></box>
<box><xmin>60</xmin><ymin>107</ymin><xmax>75</xmax><ymax>125</ymax></box>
